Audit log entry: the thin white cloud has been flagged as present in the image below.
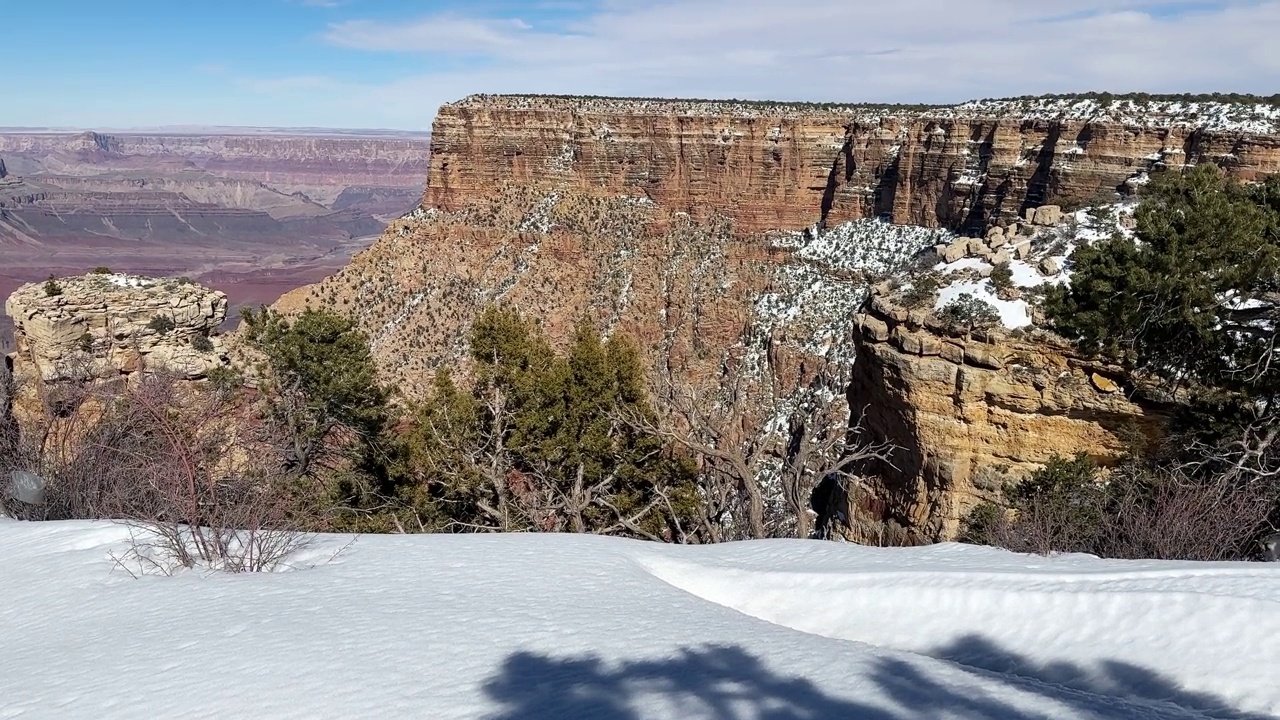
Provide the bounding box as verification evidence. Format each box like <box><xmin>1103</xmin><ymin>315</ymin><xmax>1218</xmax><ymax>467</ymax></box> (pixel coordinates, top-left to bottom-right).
<box><xmin>325</xmin><ymin>16</ymin><xmax>539</xmax><ymax>54</ymax></box>
<box><xmin>228</xmin><ymin>0</ymin><xmax>1280</xmax><ymax>128</ymax></box>
<box><xmin>318</xmin><ymin>0</ymin><xmax>1279</xmax><ymax>100</ymax></box>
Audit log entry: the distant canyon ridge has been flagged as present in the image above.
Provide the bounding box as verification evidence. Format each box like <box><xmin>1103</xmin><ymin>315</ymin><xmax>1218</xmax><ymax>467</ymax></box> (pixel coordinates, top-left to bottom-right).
<box><xmin>0</xmin><ymin>128</ymin><xmax>431</xmax><ymax>345</ymax></box>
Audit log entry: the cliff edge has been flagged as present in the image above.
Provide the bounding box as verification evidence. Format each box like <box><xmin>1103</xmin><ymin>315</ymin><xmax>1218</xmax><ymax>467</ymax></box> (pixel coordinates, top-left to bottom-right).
<box><xmin>426</xmin><ymin>94</ymin><xmax>1280</xmax><ymax>234</ymax></box>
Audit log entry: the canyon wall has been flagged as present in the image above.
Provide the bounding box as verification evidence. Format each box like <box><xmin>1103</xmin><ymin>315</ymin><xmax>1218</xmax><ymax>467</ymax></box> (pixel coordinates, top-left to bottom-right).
<box><xmin>427</xmin><ymin>96</ymin><xmax>1280</xmax><ymax>233</ymax></box>
<box><xmin>0</xmin><ymin>129</ymin><xmax>432</xmax><ymax>338</ymax></box>
<box><xmin>297</xmin><ymin>94</ymin><xmax>1280</xmax><ymax>539</ymax></box>
<box><xmin>0</xmin><ymin>131</ymin><xmax>431</xmax><ymax>195</ymax></box>
<box><xmin>848</xmin><ymin>290</ymin><xmax>1168</xmax><ymax>540</ymax></box>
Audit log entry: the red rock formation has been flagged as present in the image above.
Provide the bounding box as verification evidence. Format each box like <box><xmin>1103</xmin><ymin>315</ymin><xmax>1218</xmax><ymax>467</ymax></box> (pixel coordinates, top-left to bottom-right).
<box><xmin>425</xmin><ymin>96</ymin><xmax>1280</xmax><ymax>234</ymax></box>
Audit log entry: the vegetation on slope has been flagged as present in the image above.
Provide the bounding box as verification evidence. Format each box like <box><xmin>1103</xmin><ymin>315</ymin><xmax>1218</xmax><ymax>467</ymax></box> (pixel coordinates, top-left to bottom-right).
<box><xmin>964</xmin><ymin>164</ymin><xmax>1280</xmax><ymax>560</ymax></box>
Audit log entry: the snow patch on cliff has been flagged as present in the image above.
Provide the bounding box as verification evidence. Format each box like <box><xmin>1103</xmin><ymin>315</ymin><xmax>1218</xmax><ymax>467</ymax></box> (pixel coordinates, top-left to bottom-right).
<box><xmin>953</xmin><ymin>98</ymin><xmax>1280</xmax><ymax>133</ymax></box>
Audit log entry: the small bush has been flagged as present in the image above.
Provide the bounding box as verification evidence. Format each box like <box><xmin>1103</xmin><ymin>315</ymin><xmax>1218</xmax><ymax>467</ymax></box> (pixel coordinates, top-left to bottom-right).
<box><xmin>78</xmin><ymin>332</ymin><xmax>93</xmax><ymax>353</ymax></box>
<box><xmin>91</xmin><ymin>266</ymin><xmax>111</xmax><ymax>274</ymax></box>
<box><xmin>899</xmin><ymin>272</ymin><xmax>941</xmax><ymax>308</ymax></box>
<box><xmin>961</xmin><ymin>453</ymin><xmax>1277</xmax><ymax>561</ymax></box>
<box><xmin>43</xmin><ymin>276</ymin><xmax>63</xmax><ymax>297</ymax></box>
<box><xmin>989</xmin><ymin>263</ymin><xmax>1014</xmax><ymax>291</ymax></box>
<box><xmin>147</xmin><ymin>315</ymin><xmax>176</xmax><ymax>335</ymax></box>
<box><xmin>938</xmin><ymin>293</ymin><xmax>1001</xmax><ymax>332</ymax></box>
<box><xmin>206</xmin><ymin>365</ymin><xmax>243</xmax><ymax>394</ymax></box>
<box><xmin>191</xmin><ymin>334</ymin><xmax>215</xmax><ymax>353</ymax></box>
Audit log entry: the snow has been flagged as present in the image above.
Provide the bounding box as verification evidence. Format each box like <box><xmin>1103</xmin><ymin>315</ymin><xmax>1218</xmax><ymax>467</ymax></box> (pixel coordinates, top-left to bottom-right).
<box><xmin>936</xmin><ymin>280</ymin><xmax>1032</xmax><ymax>329</ymax></box>
<box><xmin>1008</xmin><ymin>259</ymin><xmax>1048</xmax><ymax>288</ymax></box>
<box><xmin>951</xmin><ymin>97</ymin><xmax>1280</xmax><ymax>134</ymax></box>
<box><xmin>104</xmin><ymin>273</ymin><xmax>153</xmax><ymax>288</ymax></box>
<box><xmin>2</xmin><ymin>519</ymin><xmax>1279</xmax><ymax>719</ymax></box>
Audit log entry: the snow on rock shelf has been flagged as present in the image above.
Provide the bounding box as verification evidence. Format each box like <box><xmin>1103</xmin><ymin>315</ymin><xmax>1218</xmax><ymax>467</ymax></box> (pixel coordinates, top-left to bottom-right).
<box><xmin>928</xmin><ymin>202</ymin><xmax>1139</xmax><ymax>329</ymax></box>
<box><xmin>1</xmin><ymin>520</ymin><xmax>1277</xmax><ymax>719</ymax></box>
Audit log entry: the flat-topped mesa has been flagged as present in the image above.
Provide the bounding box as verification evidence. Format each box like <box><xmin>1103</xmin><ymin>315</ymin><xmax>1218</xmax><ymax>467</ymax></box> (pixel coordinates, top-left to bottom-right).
<box><xmin>426</xmin><ymin>94</ymin><xmax>1280</xmax><ymax>235</ymax></box>
<box><xmin>5</xmin><ymin>273</ymin><xmax>228</xmax><ymax>384</ymax></box>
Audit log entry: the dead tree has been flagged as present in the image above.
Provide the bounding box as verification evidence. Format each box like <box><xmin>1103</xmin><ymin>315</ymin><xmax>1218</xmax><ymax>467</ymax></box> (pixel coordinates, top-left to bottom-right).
<box><xmin>634</xmin><ymin>358</ymin><xmax>896</xmax><ymax>541</ymax></box>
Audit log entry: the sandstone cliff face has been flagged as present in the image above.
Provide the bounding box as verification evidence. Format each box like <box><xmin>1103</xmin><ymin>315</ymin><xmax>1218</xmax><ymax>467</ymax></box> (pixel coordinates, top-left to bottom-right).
<box><xmin>6</xmin><ymin>274</ymin><xmax>228</xmax><ymax>385</ymax></box>
<box><xmin>427</xmin><ymin>95</ymin><xmax>1280</xmax><ymax>234</ymax></box>
<box><xmin>848</xmin><ymin>290</ymin><xmax>1167</xmax><ymax>540</ymax></box>
<box><xmin>296</xmin><ymin>94</ymin><xmax>1277</xmax><ymax>541</ymax></box>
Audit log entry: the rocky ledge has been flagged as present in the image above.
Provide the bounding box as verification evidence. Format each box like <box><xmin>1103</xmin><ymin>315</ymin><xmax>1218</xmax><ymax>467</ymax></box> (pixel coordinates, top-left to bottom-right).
<box><xmin>5</xmin><ymin>273</ymin><xmax>228</xmax><ymax>384</ymax></box>
<box><xmin>846</xmin><ymin>286</ymin><xmax>1169</xmax><ymax>541</ymax></box>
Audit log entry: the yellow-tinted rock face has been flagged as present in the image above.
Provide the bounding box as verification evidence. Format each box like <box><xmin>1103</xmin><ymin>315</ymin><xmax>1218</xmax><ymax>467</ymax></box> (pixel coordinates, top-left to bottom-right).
<box><xmin>849</xmin><ymin>291</ymin><xmax>1168</xmax><ymax>541</ymax></box>
<box><xmin>5</xmin><ymin>274</ymin><xmax>228</xmax><ymax>384</ymax></box>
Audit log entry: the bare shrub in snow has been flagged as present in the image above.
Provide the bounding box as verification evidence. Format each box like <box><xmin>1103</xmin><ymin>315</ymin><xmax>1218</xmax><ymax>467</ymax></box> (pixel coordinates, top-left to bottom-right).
<box><xmin>634</xmin><ymin>360</ymin><xmax>897</xmax><ymax>541</ymax></box>
<box><xmin>0</xmin><ymin>371</ymin><xmax>312</xmax><ymax>573</ymax></box>
<box><xmin>962</xmin><ymin>454</ymin><xmax>1277</xmax><ymax>561</ymax></box>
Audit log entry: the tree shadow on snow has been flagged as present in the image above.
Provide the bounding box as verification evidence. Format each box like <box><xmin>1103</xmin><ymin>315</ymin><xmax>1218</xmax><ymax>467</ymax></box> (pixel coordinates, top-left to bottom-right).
<box><xmin>922</xmin><ymin>634</ymin><xmax>1275</xmax><ymax>720</ymax></box>
<box><xmin>481</xmin><ymin>641</ymin><xmax>1276</xmax><ymax>720</ymax></box>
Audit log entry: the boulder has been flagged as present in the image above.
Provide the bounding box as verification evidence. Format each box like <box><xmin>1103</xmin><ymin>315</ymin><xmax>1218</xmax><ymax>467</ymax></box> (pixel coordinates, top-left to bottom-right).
<box><xmin>1038</xmin><ymin>257</ymin><xmax>1062</xmax><ymax>276</ymax></box>
<box><xmin>942</xmin><ymin>241</ymin><xmax>967</xmax><ymax>263</ymax></box>
<box><xmin>1033</xmin><ymin>205</ymin><xmax>1063</xmax><ymax>227</ymax></box>
<box><xmin>1090</xmin><ymin>373</ymin><xmax>1121</xmax><ymax>394</ymax></box>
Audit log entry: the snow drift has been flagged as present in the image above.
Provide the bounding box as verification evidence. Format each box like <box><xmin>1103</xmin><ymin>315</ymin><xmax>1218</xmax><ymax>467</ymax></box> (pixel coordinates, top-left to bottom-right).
<box><xmin>1</xmin><ymin>519</ymin><xmax>1277</xmax><ymax>719</ymax></box>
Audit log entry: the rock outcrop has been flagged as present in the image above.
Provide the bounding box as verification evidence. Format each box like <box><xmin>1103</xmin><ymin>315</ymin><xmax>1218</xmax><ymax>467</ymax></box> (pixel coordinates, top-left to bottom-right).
<box><xmin>426</xmin><ymin>95</ymin><xmax>1280</xmax><ymax>235</ymax></box>
<box><xmin>848</xmin><ymin>289</ymin><xmax>1168</xmax><ymax>540</ymax></box>
<box><xmin>295</xmin><ymin>93</ymin><xmax>1278</xmax><ymax>540</ymax></box>
<box><xmin>6</xmin><ymin>273</ymin><xmax>228</xmax><ymax>385</ymax></box>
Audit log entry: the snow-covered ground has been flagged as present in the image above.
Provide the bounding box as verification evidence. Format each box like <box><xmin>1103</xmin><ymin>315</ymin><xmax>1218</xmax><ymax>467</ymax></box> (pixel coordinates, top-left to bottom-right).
<box><xmin>929</xmin><ymin>203</ymin><xmax>1139</xmax><ymax>330</ymax></box>
<box><xmin>2</xmin><ymin>519</ymin><xmax>1278</xmax><ymax>719</ymax></box>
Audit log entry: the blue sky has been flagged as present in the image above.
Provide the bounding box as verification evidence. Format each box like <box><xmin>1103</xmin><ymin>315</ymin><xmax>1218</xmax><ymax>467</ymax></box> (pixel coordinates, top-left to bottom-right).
<box><xmin>6</xmin><ymin>0</ymin><xmax>1279</xmax><ymax>130</ymax></box>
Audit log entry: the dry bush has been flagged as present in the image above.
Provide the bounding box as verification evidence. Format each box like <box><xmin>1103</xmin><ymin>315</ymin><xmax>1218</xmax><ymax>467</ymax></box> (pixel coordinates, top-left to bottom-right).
<box><xmin>964</xmin><ymin>454</ymin><xmax>1277</xmax><ymax>561</ymax></box>
<box><xmin>1</xmin><ymin>371</ymin><xmax>313</xmax><ymax>573</ymax></box>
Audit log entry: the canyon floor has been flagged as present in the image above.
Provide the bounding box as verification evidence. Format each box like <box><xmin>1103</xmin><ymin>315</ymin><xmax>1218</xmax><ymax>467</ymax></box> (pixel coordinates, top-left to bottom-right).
<box><xmin>0</xmin><ymin>128</ymin><xmax>431</xmax><ymax>344</ymax></box>
<box><xmin>1</xmin><ymin>519</ymin><xmax>1276</xmax><ymax>719</ymax></box>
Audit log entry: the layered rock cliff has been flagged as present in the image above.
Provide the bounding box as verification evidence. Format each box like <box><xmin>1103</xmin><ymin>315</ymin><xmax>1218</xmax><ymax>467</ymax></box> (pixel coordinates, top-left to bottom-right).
<box><xmin>848</xmin><ymin>289</ymin><xmax>1168</xmax><ymax>540</ymax></box>
<box><xmin>0</xmin><ymin>131</ymin><xmax>431</xmax><ymax>199</ymax></box>
<box><xmin>296</xmin><ymin>94</ymin><xmax>1278</xmax><ymax>540</ymax></box>
<box><xmin>6</xmin><ymin>273</ymin><xmax>228</xmax><ymax>385</ymax></box>
<box><xmin>427</xmin><ymin>95</ymin><xmax>1280</xmax><ymax>234</ymax></box>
